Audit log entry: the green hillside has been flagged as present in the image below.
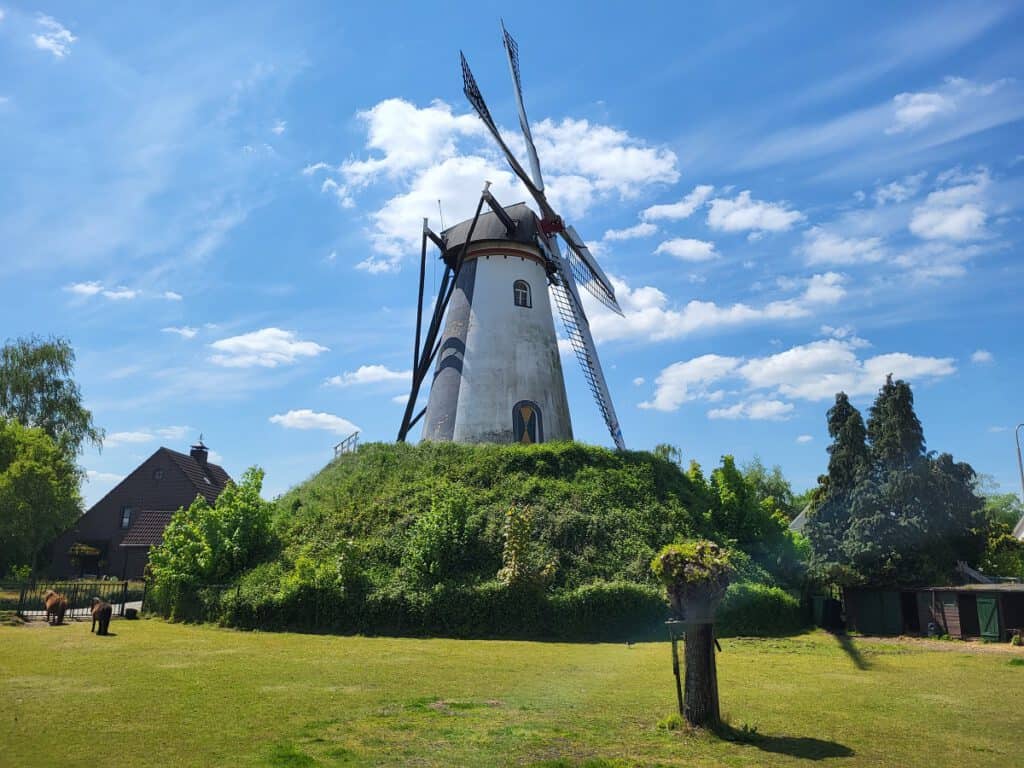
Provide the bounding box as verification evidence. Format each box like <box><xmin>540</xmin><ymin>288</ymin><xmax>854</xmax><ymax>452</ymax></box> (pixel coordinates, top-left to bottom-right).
<box><xmin>148</xmin><ymin>441</ymin><xmax>807</xmax><ymax>639</ymax></box>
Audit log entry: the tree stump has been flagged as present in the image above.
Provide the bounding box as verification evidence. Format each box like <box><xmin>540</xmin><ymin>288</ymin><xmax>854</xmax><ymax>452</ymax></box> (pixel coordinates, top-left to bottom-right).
<box><xmin>683</xmin><ymin>621</ymin><xmax>720</xmax><ymax>727</ymax></box>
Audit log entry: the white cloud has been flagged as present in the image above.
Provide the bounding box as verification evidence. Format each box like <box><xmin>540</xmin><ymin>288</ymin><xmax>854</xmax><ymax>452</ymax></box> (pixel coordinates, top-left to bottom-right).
<box><xmin>269</xmin><ymin>409</ymin><xmax>360</xmax><ymax>435</ymax></box>
<box><xmin>988</xmin><ymin>426</ymin><xmax>1008</xmax><ymax>433</ymax></box>
<box><xmin>655</xmin><ymin>238</ymin><xmax>718</xmax><ymax>262</ymax></box>
<box><xmin>800</xmin><ymin>227</ymin><xmax>885</xmax><ymax>266</ymax></box>
<box><xmin>706</xmin><ymin>191</ymin><xmax>804</xmax><ymax>235</ymax></box>
<box><xmin>162</xmin><ymin>326</ymin><xmax>198</xmax><ymax>339</ymax></box>
<box><xmin>163</xmin><ymin>290</ymin><xmax>183</xmax><ymax>301</ymax></box>
<box><xmin>708</xmin><ymin>399</ymin><xmax>794</xmax><ymax>421</ymax></box>
<box><xmin>641</xmin><ymin>185</ymin><xmax>714</xmax><ymax>221</ymax></box>
<box><xmin>909</xmin><ymin>168</ymin><xmax>989</xmax><ymax>241</ymax></box>
<box><xmin>796</xmin><ymin>434</ymin><xmax>814</xmax><ymax>443</ymax></box>
<box><xmin>587</xmin><ymin>272</ymin><xmax>845</xmax><ymax>345</ymax></box>
<box><xmin>324</xmin><ymin>364</ymin><xmax>411</xmax><ymax>388</ymax></box>
<box><xmin>886</xmin><ymin>77</ymin><xmax>1006</xmax><ymax>134</ymax></box>
<box><xmin>971</xmin><ymin>349</ymin><xmax>994</xmax><ymax>364</ymax></box>
<box><xmin>65</xmin><ymin>281</ymin><xmax>104</xmax><ymax>296</ymax></box>
<box><xmin>156</xmin><ymin>426</ymin><xmax>191</xmax><ymax>441</ymax></box>
<box><xmin>639</xmin><ymin>354</ymin><xmax>741</xmax><ymax>411</ymax></box>
<box><xmin>391</xmin><ymin>394</ymin><xmax>408</xmax><ymax>404</ymax></box>
<box><xmin>272</xmin><ymin>119</ymin><xmax>287</xmax><ymax>135</ymax></box>
<box><xmin>329</xmin><ymin>99</ymin><xmax>679</xmax><ymax>271</ymax></box>
<box><xmin>86</xmin><ymin>470</ymin><xmax>124</xmax><ymax>485</ymax></box>
<box><xmin>632</xmin><ymin>377</ymin><xmax>645</xmax><ymax>386</ymax></box>
<box><xmin>105</xmin><ymin>431</ymin><xmax>155</xmax><ymax>448</ymax></box>
<box><xmin>874</xmin><ymin>172</ymin><xmax>927</xmax><ymax>205</ymax></box>
<box><xmin>603</xmin><ymin>222</ymin><xmax>657</xmax><ymax>241</ymax></box>
<box><xmin>302</xmin><ymin>162</ymin><xmax>331</xmax><ymax>176</ymax></box>
<box><xmin>643</xmin><ymin>337</ymin><xmax>956</xmax><ymax>412</ymax></box>
<box><xmin>102</xmin><ymin>286</ymin><xmax>139</xmax><ymax>300</ymax></box>
<box><xmin>209</xmin><ymin>327</ymin><xmax>328</xmax><ymax>368</ymax></box>
<box><xmin>32</xmin><ymin>15</ymin><xmax>76</xmax><ymax>58</ymax></box>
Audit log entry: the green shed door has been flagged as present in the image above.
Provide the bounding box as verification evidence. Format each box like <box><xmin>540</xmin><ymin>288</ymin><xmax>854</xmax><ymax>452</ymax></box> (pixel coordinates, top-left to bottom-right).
<box><xmin>977</xmin><ymin>597</ymin><xmax>1000</xmax><ymax>641</ymax></box>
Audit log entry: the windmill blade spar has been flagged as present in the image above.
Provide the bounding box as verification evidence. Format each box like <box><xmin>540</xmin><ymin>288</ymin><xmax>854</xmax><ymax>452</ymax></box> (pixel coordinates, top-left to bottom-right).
<box><xmin>501</xmin><ymin>22</ymin><xmax>544</xmax><ymax>192</ymax></box>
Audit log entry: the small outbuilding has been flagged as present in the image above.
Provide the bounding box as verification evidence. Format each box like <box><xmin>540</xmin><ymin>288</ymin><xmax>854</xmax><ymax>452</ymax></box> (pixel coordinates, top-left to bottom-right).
<box><xmin>844</xmin><ymin>584</ymin><xmax>1024</xmax><ymax>641</ymax></box>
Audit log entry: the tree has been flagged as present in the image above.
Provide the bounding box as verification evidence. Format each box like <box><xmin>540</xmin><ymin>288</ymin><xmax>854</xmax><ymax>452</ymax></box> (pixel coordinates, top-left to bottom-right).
<box><xmin>148</xmin><ymin>467</ymin><xmax>271</xmax><ymax>616</ymax></box>
<box><xmin>0</xmin><ymin>336</ymin><xmax>103</xmax><ymax>458</ymax></box>
<box><xmin>0</xmin><ymin>420</ymin><xmax>82</xmax><ymax>577</ymax></box>
<box><xmin>866</xmin><ymin>374</ymin><xmax>924</xmax><ymax>471</ymax></box>
<box><xmin>805</xmin><ymin>380</ymin><xmax>985</xmax><ymax>587</ymax></box>
<box><xmin>742</xmin><ymin>457</ymin><xmax>797</xmax><ymax>520</ymax></box>
<box><xmin>652</xmin><ymin>540</ymin><xmax>733</xmax><ymax>728</ymax></box>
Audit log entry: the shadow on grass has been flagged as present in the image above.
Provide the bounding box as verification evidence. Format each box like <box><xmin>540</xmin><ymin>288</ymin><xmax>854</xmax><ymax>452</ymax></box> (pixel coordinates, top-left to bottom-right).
<box><xmin>718</xmin><ymin>724</ymin><xmax>854</xmax><ymax>760</ymax></box>
<box><xmin>830</xmin><ymin>630</ymin><xmax>870</xmax><ymax>670</ymax></box>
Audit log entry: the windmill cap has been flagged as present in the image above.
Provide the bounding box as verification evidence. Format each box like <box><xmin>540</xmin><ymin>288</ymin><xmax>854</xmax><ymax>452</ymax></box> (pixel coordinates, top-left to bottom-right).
<box><xmin>441</xmin><ymin>202</ymin><xmax>540</xmax><ymax>254</ymax></box>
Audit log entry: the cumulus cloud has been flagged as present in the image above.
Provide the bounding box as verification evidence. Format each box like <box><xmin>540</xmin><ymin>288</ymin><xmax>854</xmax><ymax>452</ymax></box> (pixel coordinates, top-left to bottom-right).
<box><xmin>708</xmin><ymin>399</ymin><xmax>794</xmax><ymax>421</ymax></box>
<box><xmin>65</xmin><ymin>281</ymin><xmax>104</xmax><ymax>296</ymax></box>
<box><xmin>706</xmin><ymin>191</ymin><xmax>804</xmax><ymax>236</ymax></box>
<box><xmin>971</xmin><ymin>349</ymin><xmax>994</xmax><ymax>364</ymax></box>
<box><xmin>586</xmin><ymin>273</ymin><xmax>845</xmax><ymax>345</ymax></box>
<box><xmin>886</xmin><ymin>77</ymin><xmax>1007</xmax><ymax>134</ymax></box>
<box><xmin>32</xmin><ymin>15</ymin><xmax>76</xmax><ymax>58</ymax></box>
<box><xmin>162</xmin><ymin>326</ymin><xmax>198</xmax><ymax>339</ymax></box>
<box><xmin>632</xmin><ymin>377</ymin><xmax>645</xmax><ymax>386</ymax></box>
<box><xmin>874</xmin><ymin>172</ymin><xmax>927</xmax><ymax>205</ymax></box>
<box><xmin>909</xmin><ymin>167</ymin><xmax>989</xmax><ymax>241</ymax></box>
<box><xmin>105</xmin><ymin>431</ymin><xmax>155</xmax><ymax>448</ymax></box>
<box><xmin>315</xmin><ymin>98</ymin><xmax>679</xmax><ymax>271</ymax></box>
<box><xmin>640</xmin><ymin>185</ymin><xmax>714</xmax><ymax>221</ymax></box>
<box><xmin>272</xmin><ymin>119</ymin><xmax>287</xmax><ymax>135</ymax></box>
<box><xmin>325</xmin><ymin>364</ymin><xmax>411</xmax><ymax>388</ymax></box>
<box><xmin>654</xmin><ymin>238</ymin><xmax>718</xmax><ymax>262</ymax></box>
<box><xmin>603</xmin><ymin>222</ymin><xmax>657</xmax><ymax>241</ymax></box>
<box><xmin>156</xmin><ymin>426</ymin><xmax>191</xmax><ymax>440</ymax></box>
<box><xmin>800</xmin><ymin>227</ymin><xmax>885</xmax><ymax>266</ymax></box>
<box><xmin>269</xmin><ymin>409</ymin><xmax>360</xmax><ymax>435</ymax></box>
<box><xmin>642</xmin><ymin>337</ymin><xmax>956</xmax><ymax>412</ymax></box>
<box><xmin>86</xmin><ymin>470</ymin><xmax>124</xmax><ymax>485</ymax></box>
<box><xmin>209</xmin><ymin>328</ymin><xmax>328</xmax><ymax>368</ymax></box>
<box><xmin>796</xmin><ymin>434</ymin><xmax>814</xmax><ymax>443</ymax></box>
<box><xmin>102</xmin><ymin>287</ymin><xmax>139</xmax><ymax>300</ymax></box>
<box><xmin>162</xmin><ymin>291</ymin><xmax>183</xmax><ymax>301</ymax></box>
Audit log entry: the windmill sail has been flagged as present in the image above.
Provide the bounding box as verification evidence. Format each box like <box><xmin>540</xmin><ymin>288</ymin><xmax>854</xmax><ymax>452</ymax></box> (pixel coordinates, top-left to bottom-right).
<box><xmin>545</xmin><ymin>241</ymin><xmax>625</xmax><ymax>450</ymax></box>
<box><xmin>501</xmin><ymin>22</ymin><xmax>544</xmax><ymax>192</ymax></box>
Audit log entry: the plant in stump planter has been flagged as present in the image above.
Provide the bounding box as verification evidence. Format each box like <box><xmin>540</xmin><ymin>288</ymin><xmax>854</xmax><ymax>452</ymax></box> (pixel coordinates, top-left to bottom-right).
<box><xmin>652</xmin><ymin>540</ymin><xmax>733</xmax><ymax>728</ymax></box>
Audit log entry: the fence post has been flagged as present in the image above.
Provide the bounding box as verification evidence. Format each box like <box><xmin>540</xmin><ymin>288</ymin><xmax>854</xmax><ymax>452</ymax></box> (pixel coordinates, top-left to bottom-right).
<box><xmin>17</xmin><ymin>582</ymin><xmax>26</xmax><ymax>619</ymax></box>
<box><xmin>122</xmin><ymin>580</ymin><xmax>128</xmax><ymax>616</ymax></box>
<box><xmin>141</xmin><ymin>579</ymin><xmax>148</xmax><ymax>614</ymax></box>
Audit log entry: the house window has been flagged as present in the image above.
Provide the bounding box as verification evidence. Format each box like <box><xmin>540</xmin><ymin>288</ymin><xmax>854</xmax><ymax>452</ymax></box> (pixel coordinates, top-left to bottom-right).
<box><xmin>120</xmin><ymin>506</ymin><xmax>132</xmax><ymax>529</ymax></box>
<box><xmin>152</xmin><ymin>468</ymin><xmax>163</xmax><ymax>480</ymax></box>
<box><xmin>513</xmin><ymin>280</ymin><xmax>531</xmax><ymax>308</ymax></box>
<box><xmin>512</xmin><ymin>400</ymin><xmax>543</xmax><ymax>444</ymax></box>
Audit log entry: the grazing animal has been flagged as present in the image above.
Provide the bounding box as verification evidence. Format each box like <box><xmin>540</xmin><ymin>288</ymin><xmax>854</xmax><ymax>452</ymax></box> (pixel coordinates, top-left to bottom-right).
<box><xmin>43</xmin><ymin>590</ymin><xmax>68</xmax><ymax>625</ymax></box>
<box><xmin>90</xmin><ymin>597</ymin><xmax>112</xmax><ymax>636</ymax></box>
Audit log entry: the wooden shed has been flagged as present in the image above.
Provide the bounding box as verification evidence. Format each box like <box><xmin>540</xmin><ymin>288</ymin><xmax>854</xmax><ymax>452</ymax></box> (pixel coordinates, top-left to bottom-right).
<box><xmin>918</xmin><ymin>584</ymin><xmax>1024</xmax><ymax>641</ymax></box>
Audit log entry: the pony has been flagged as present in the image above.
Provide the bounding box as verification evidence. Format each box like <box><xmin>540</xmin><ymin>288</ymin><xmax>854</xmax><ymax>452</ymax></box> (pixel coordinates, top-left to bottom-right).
<box><xmin>90</xmin><ymin>597</ymin><xmax>112</xmax><ymax>636</ymax></box>
<box><xmin>43</xmin><ymin>590</ymin><xmax>68</xmax><ymax>625</ymax></box>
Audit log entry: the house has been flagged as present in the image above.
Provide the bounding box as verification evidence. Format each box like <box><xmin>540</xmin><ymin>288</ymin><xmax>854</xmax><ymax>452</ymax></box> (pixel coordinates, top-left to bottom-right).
<box><xmin>50</xmin><ymin>441</ymin><xmax>231</xmax><ymax>580</ymax></box>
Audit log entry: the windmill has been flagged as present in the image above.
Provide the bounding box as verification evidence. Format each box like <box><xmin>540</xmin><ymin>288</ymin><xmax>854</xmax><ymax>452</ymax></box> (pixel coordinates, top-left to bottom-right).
<box><xmin>397</xmin><ymin>23</ymin><xmax>625</xmax><ymax>450</ymax></box>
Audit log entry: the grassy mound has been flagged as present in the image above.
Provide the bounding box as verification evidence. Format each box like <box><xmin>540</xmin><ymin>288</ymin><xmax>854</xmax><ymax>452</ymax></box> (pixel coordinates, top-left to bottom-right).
<box><xmin>149</xmin><ymin>441</ymin><xmax>808</xmax><ymax>639</ymax></box>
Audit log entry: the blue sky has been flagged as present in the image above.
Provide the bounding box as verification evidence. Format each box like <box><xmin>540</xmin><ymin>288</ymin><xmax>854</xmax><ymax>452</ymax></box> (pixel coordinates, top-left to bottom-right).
<box><xmin>1</xmin><ymin>2</ymin><xmax>1021</xmax><ymax>506</ymax></box>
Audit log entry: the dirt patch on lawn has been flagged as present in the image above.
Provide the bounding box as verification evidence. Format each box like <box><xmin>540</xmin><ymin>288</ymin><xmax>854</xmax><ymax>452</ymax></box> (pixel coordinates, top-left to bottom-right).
<box><xmin>858</xmin><ymin>635</ymin><xmax>1024</xmax><ymax>655</ymax></box>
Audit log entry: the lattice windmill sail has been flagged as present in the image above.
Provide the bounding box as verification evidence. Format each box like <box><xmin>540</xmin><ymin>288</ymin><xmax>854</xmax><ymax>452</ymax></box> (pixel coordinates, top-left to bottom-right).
<box><xmin>397</xmin><ymin>24</ymin><xmax>626</xmax><ymax>451</ymax></box>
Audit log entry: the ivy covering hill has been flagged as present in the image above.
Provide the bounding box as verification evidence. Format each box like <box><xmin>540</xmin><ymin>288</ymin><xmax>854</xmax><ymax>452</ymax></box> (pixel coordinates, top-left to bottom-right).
<box><xmin>147</xmin><ymin>441</ymin><xmax>807</xmax><ymax>640</ymax></box>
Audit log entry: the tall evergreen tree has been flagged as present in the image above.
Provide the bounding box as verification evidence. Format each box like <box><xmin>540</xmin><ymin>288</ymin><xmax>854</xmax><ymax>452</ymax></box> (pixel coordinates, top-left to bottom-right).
<box><xmin>805</xmin><ymin>392</ymin><xmax>868</xmax><ymax>581</ymax></box>
<box><xmin>866</xmin><ymin>374</ymin><xmax>924</xmax><ymax>471</ymax></box>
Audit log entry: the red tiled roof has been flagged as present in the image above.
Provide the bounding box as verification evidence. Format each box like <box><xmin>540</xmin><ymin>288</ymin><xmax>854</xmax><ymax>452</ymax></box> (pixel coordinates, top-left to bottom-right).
<box><xmin>120</xmin><ymin>511</ymin><xmax>177</xmax><ymax>548</ymax></box>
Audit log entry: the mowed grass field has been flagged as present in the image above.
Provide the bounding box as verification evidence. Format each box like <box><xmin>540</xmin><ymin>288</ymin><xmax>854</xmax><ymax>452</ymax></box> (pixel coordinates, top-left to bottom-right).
<box><xmin>1</xmin><ymin>619</ymin><xmax>1022</xmax><ymax>768</ymax></box>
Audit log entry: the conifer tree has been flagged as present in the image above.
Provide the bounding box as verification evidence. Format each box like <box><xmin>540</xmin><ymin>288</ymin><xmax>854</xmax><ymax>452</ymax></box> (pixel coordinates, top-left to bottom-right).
<box><xmin>866</xmin><ymin>374</ymin><xmax>925</xmax><ymax>471</ymax></box>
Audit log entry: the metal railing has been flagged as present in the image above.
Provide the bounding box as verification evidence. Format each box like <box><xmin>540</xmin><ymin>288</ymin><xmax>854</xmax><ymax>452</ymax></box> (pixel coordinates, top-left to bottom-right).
<box><xmin>16</xmin><ymin>580</ymin><xmax>131</xmax><ymax>621</ymax></box>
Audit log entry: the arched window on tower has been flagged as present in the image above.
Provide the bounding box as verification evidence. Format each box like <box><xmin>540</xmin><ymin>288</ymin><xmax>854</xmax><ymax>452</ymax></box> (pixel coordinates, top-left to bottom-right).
<box><xmin>513</xmin><ymin>400</ymin><xmax>543</xmax><ymax>444</ymax></box>
<box><xmin>513</xmin><ymin>280</ymin><xmax>531</xmax><ymax>308</ymax></box>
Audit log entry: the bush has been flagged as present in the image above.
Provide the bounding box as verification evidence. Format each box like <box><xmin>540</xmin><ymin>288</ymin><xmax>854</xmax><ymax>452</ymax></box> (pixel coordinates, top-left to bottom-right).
<box><xmin>716</xmin><ymin>582</ymin><xmax>807</xmax><ymax>637</ymax></box>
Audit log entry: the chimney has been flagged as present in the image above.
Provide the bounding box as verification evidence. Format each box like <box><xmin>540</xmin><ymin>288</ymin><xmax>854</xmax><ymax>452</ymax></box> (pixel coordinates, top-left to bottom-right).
<box><xmin>190</xmin><ymin>437</ymin><xmax>208</xmax><ymax>466</ymax></box>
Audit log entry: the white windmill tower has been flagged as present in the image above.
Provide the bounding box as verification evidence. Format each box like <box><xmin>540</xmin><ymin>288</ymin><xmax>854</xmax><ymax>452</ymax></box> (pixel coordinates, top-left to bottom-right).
<box><xmin>398</xmin><ymin>24</ymin><xmax>626</xmax><ymax>450</ymax></box>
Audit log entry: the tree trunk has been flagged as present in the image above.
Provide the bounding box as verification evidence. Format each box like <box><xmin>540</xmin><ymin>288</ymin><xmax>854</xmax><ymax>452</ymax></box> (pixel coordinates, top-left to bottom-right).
<box><xmin>683</xmin><ymin>621</ymin><xmax>720</xmax><ymax>728</ymax></box>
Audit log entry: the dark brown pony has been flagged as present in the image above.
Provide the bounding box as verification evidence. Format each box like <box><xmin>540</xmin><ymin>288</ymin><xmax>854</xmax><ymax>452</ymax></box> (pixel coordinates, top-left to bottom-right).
<box><xmin>43</xmin><ymin>590</ymin><xmax>68</xmax><ymax>625</ymax></box>
<box><xmin>90</xmin><ymin>597</ymin><xmax>112</xmax><ymax>636</ymax></box>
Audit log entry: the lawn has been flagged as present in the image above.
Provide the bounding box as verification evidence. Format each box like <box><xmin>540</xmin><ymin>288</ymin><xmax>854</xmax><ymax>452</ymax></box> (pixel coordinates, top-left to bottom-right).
<box><xmin>1</xmin><ymin>620</ymin><xmax>1021</xmax><ymax>767</ymax></box>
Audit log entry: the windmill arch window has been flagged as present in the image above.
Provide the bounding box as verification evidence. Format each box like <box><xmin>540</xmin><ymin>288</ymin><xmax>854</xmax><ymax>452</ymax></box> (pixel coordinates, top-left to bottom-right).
<box><xmin>513</xmin><ymin>400</ymin><xmax>543</xmax><ymax>444</ymax></box>
<box><xmin>513</xmin><ymin>280</ymin><xmax>532</xmax><ymax>308</ymax></box>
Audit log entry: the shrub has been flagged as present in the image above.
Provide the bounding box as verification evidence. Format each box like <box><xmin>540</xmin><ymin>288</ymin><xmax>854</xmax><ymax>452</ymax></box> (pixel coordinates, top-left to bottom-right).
<box><xmin>715</xmin><ymin>582</ymin><xmax>807</xmax><ymax>637</ymax></box>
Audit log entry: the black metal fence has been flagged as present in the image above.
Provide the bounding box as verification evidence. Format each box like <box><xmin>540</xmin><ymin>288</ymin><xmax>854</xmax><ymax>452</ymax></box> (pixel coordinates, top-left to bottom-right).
<box><xmin>17</xmin><ymin>580</ymin><xmax>131</xmax><ymax>621</ymax></box>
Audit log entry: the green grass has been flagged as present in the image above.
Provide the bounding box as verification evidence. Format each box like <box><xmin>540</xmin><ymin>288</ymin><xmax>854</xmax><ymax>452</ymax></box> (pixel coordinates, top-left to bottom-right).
<box><xmin>1</xmin><ymin>621</ymin><xmax>1022</xmax><ymax>767</ymax></box>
